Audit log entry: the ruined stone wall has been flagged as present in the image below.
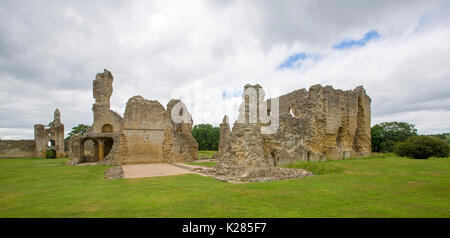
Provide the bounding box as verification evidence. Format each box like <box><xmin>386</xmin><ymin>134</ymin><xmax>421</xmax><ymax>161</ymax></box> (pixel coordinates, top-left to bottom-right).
<box><xmin>64</xmin><ymin>138</ymin><xmax>73</xmax><ymax>157</ymax></box>
<box><xmin>215</xmin><ymin>84</ymin><xmax>371</xmax><ymax>181</ymax></box>
<box><xmin>68</xmin><ymin>69</ymin><xmax>198</xmax><ymax>165</ymax></box>
<box><xmin>91</xmin><ymin>70</ymin><xmax>122</xmax><ymax>133</ymax></box>
<box><xmin>34</xmin><ymin>109</ymin><xmax>65</xmax><ymax>158</ymax></box>
<box><xmin>122</xmin><ymin>96</ymin><xmax>167</xmax><ymax>164</ymax></box>
<box><xmin>0</xmin><ymin>140</ymin><xmax>35</xmax><ymax>158</ymax></box>
<box><xmin>91</xmin><ymin>107</ymin><xmax>123</xmax><ymax>133</ymax></box>
<box><xmin>216</xmin><ymin>115</ymin><xmax>231</xmax><ymax>158</ymax></box>
<box><xmin>67</xmin><ymin>133</ymin><xmax>122</xmax><ymax>165</ymax></box>
<box><xmin>163</xmin><ymin>99</ymin><xmax>199</xmax><ymax>163</ymax></box>
<box><xmin>276</xmin><ymin>84</ymin><xmax>371</xmax><ymax>161</ymax></box>
<box><xmin>34</xmin><ymin>124</ymin><xmax>47</xmax><ymax>158</ymax></box>
<box><xmin>65</xmin><ymin>138</ymin><xmax>95</xmax><ymax>159</ymax></box>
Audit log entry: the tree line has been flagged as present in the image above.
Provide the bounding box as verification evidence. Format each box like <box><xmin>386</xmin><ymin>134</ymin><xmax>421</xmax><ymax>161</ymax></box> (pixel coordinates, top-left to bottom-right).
<box><xmin>68</xmin><ymin>121</ymin><xmax>449</xmax><ymax>158</ymax></box>
<box><xmin>371</xmin><ymin>121</ymin><xmax>449</xmax><ymax>159</ymax></box>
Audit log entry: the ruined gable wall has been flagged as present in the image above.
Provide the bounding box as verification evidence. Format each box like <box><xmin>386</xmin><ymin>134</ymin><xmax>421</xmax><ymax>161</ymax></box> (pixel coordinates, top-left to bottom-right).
<box><xmin>163</xmin><ymin>99</ymin><xmax>198</xmax><ymax>162</ymax></box>
<box><xmin>0</xmin><ymin>140</ymin><xmax>35</xmax><ymax>158</ymax></box>
<box><xmin>122</xmin><ymin>96</ymin><xmax>167</xmax><ymax>164</ymax></box>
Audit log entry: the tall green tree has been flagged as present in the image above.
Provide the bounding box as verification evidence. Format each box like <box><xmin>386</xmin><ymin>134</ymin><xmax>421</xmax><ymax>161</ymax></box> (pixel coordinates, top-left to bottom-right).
<box><xmin>371</xmin><ymin>121</ymin><xmax>417</xmax><ymax>152</ymax></box>
<box><xmin>67</xmin><ymin>124</ymin><xmax>91</xmax><ymax>138</ymax></box>
<box><xmin>191</xmin><ymin>124</ymin><xmax>220</xmax><ymax>151</ymax></box>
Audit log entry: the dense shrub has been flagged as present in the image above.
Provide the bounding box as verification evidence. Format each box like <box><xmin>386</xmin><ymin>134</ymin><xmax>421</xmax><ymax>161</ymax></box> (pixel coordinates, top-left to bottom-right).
<box><xmin>191</xmin><ymin>124</ymin><xmax>220</xmax><ymax>151</ymax></box>
<box><xmin>371</xmin><ymin>121</ymin><xmax>418</xmax><ymax>152</ymax></box>
<box><xmin>394</xmin><ymin>136</ymin><xmax>449</xmax><ymax>159</ymax></box>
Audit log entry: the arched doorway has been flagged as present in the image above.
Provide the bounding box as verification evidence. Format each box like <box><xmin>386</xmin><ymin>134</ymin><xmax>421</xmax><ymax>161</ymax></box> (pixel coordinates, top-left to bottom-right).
<box><xmin>103</xmin><ymin>138</ymin><xmax>114</xmax><ymax>158</ymax></box>
<box><xmin>46</xmin><ymin>149</ymin><xmax>56</xmax><ymax>159</ymax></box>
<box><xmin>82</xmin><ymin>139</ymin><xmax>99</xmax><ymax>162</ymax></box>
<box><xmin>102</xmin><ymin>124</ymin><xmax>113</xmax><ymax>133</ymax></box>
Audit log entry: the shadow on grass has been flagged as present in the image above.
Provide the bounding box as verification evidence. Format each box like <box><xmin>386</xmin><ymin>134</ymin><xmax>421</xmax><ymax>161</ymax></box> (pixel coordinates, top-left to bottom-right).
<box><xmin>284</xmin><ymin>153</ymin><xmax>392</xmax><ymax>175</ymax></box>
<box><xmin>284</xmin><ymin>162</ymin><xmax>344</xmax><ymax>175</ymax></box>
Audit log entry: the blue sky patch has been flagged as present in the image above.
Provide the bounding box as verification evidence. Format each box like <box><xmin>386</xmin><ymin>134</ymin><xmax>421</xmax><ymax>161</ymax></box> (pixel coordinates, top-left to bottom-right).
<box><xmin>222</xmin><ymin>89</ymin><xmax>243</xmax><ymax>99</ymax></box>
<box><xmin>279</xmin><ymin>53</ymin><xmax>307</xmax><ymax>68</ymax></box>
<box><xmin>333</xmin><ymin>30</ymin><xmax>380</xmax><ymax>50</ymax></box>
<box><xmin>278</xmin><ymin>52</ymin><xmax>320</xmax><ymax>69</ymax></box>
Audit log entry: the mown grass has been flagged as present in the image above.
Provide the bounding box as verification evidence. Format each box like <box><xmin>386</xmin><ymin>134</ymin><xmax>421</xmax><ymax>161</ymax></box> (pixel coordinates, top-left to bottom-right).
<box><xmin>185</xmin><ymin>161</ymin><xmax>217</xmax><ymax>167</ymax></box>
<box><xmin>198</xmin><ymin>150</ymin><xmax>216</xmax><ymax>158</ymax></box>
<box><xmin>285</xmin><ymin>161</ymin><xmax>344</xmax><ymax>175</ymax></box>
<box><xmin>0</xmin><ymin>155</ymin><xmax>449</xmax><ymax>218</ymax></box>
<box><xmin>285</xmin><ymin>153</ymin><xmax>390</xmax><ymax>175</ymax></box>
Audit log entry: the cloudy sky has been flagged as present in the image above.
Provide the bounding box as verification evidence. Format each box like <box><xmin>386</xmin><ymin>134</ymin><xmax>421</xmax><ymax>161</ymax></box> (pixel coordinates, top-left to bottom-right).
<box><xmin>1</xmin><ymin>0</ymin><xmax>449</xmax><ymax>139</ymax></box>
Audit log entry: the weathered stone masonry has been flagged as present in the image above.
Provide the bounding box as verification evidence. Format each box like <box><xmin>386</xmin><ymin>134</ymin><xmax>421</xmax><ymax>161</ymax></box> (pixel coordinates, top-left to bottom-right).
<box><xmin>0</xmin><ymin>109</ymin><xmax>66</xmax><ymax>158</ymax></box>
<box><xmin>215</xmin><ymin>84</ymin><xmax>371</xmax><ymax>182</ymax></box>
<box><xmin>0</xmin><ymin>140</ymin><xmax>35</xmax><ymax>158</ymax></box>
<box><xmin>34</xmin><ymin>109</ymin><xmax>65</xmax><ymax>158</ymax></box>
<box><xmin>68</xmin><ymin>69</ymin><xmax>198</xmax><ymax>165</ymax></box>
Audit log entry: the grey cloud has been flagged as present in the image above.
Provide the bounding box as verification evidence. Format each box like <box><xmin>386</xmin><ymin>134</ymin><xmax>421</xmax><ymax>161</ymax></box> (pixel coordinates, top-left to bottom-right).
<box><xmin>0</xmin><ymin>0</ymin><xmax>449</xmax><ymax>139</ymax></box>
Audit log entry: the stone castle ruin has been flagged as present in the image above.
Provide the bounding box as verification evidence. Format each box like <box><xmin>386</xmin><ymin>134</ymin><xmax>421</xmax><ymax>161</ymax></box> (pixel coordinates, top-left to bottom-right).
<box><xmin>67</xmin><ymin>69</ymin><xmax>198</xmax><ymax>165</ymax></box>
<box><xmin>1</xmin><ymin>68</ymin><xmax>372</xmax><ymax>183</ymax></box>
<box><xmin>34</xmin><ymin>109</ymin><xmax>65</xmax><ymax>158</ymax></box>
<box><xmin>0</xmin><ymin>109</ymin><xmax>66</xmax><ymax>158</ymax></box>
<box><xmin>214</xmin><ymin>84</ymin><xmax>371</xmax><ymax>182</ymax></box>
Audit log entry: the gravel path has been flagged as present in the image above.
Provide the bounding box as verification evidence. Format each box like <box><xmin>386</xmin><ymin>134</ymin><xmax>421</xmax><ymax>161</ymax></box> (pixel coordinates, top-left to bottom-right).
<box><xmin>122</xmin><ymin>163</ymin><xmax>203</xmax><ymax>179</ymax></box>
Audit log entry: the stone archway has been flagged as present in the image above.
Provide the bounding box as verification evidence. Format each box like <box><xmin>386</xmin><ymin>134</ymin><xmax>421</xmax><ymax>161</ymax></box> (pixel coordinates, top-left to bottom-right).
<box><xmin>81</xmin><ymin>138</ymin><xmax>99</xmax><ymax>162</ymax></box>
<box><xmin>46</xmin><ymin>149</ymin><xmax>56</xmax><ymax>158</ymax></box>
<box><xmin>103</xmin><ymin>137</ymin><xmax>114</xmax><ymax>158</ymax></box>
<box><xmin>102</xmin><ymin>124</ymin><xmax>113</xmax><ymax>133</ymax></box>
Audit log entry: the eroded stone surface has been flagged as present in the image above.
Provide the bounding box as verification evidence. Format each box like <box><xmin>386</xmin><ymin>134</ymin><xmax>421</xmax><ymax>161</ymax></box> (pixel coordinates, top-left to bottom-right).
<box><xmin>214</xmin><ymin>115</ymin><xmax>231</xmax><ymax>159</ymax></box>
<box><xmin>1</xmin><ymin>109</ymin><xmax>66</xmax><ymax>158</ymax></box>
<box><xmin>68</xmin><ymin>69</ymin><xmax>198</xmax><ymax>165</ymax></box>
<box><xmin>215</xmin><ymin>84</ymin><xmax>371</xmax><ymax>182</ymax></box>
<box><xmin>104</xmin><ymin>166</ymin><xmax>124</xmax><ymax>179</ymax></box>
<box><xmin>0</xmin><ymin>140</ymin><xmax>35</xmax><ymax>158</ymax></box>
<box><xmin>34</xmin><ymin>109</ymin><xmax>65</xmax><ymax>158</ymax></box>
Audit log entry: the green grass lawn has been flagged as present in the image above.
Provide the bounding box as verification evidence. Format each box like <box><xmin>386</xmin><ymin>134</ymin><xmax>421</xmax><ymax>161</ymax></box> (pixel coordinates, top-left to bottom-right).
<box><xmin>198</xmin><ymin>150</ymin><xmax>216</xmax><ymax>159</ymax></box>
<box><xmin>0</xmin><ymin>155</ymin><xmax>449</xmax><ymax>218</ymax></box>
<box><xmin>185</xmin><ymin>161</ymin><xmax>217</xmax><ymax>167</ymax></box>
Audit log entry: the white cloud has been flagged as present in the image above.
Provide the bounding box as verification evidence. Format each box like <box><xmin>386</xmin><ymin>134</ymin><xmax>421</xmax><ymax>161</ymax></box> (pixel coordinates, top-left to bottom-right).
<box><xmin>0</xmin><ymin>0</ymin><xmax>449</xmax><ymax>139</ymax></box>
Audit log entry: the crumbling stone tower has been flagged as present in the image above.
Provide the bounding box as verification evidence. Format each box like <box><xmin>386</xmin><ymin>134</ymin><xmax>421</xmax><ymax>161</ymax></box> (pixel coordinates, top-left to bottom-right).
<box><xmin>68</xmin><ymin>69</ymin><xmax>198</xmax><ymax>165</ymax></box>
<box><xmin>91</xmin><ymin>69</ymin><xmax>123</xmax><ymax>133</ymax></box>
<box><xmin>34</xmin><ymin>109</ymin><xmax>65</xmax><ymax>158</ymax></box>
<box><xmin>215</xmin><ymin>84</ymin><xmax>371</xmax><ymax>182</ymax></box>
